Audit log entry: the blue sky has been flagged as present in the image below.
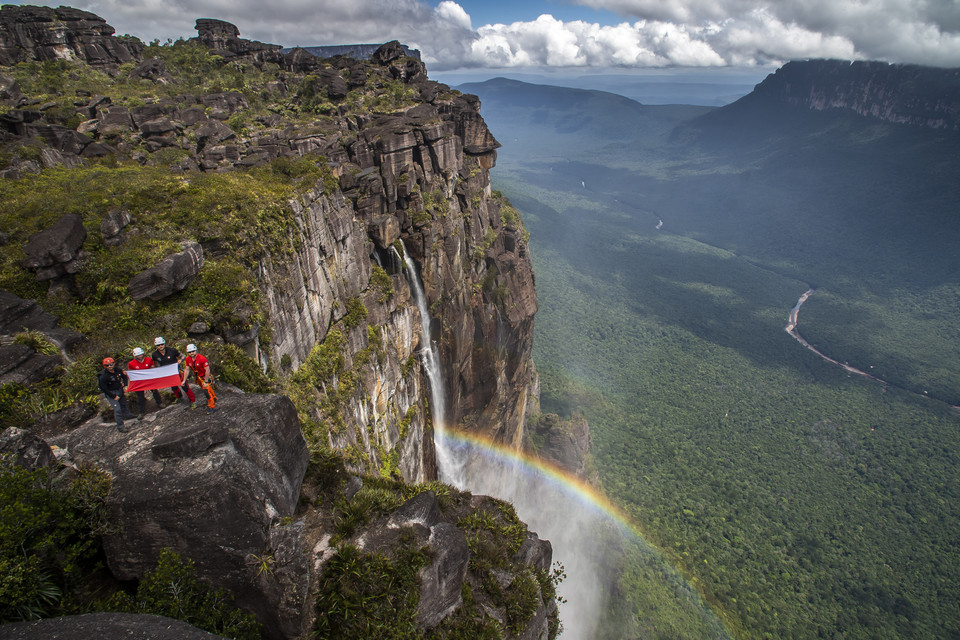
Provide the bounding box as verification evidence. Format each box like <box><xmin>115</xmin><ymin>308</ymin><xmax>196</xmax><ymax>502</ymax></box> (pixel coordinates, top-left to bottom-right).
<box><xmin>445</xmin><ymin>0</ymin><xmax>621</xmax><ymax>27</ymax></box>
<box><xmin>9</xmin><ymin>0</ymin><xmax>960</xmax><ymax>71</ymax></box>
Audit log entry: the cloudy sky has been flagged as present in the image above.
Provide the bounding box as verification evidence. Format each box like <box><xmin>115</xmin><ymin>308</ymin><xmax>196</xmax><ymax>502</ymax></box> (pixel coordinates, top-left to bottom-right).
<box><xmin>13</xmin><ymin>0</ymin><xmax>960</xmax><ymax>70</ymax></box>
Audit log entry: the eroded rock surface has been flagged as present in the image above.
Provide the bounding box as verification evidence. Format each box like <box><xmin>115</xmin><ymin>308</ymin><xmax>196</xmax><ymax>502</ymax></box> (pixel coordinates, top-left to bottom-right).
<box><xmin>0</xmin><ymin>612</ymin><xmax>227</xmax><ymax>640</ymax></box>
<box><xmin>51</xmin><ymin>393</ymin><xmax>310</xmax><ymax>638</ymax></box>
<box><xmin>128</xmin><ymin>242</ymin><xmax>204</xmax><ymax>301</ymax></box>
<box><xmin>0</xmin><ymin>5</ymin><xmax>142</xmax><ymax>69</ymax></box>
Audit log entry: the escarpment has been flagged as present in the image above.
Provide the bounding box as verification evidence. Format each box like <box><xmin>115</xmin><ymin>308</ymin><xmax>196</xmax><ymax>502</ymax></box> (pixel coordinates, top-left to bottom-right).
<box><xmin>0</xmin><ymin>7</ymin><xmax>540</xmax><ymax>479</ymax></box>
<box><xmin>745</xmin><ymin>59</ymin><xmax>960</xmax><ymax>130</ymax></box>
<box><xmin>0</xmin><ymin>7</ymin><xmax>561</xmax><ymax>639</ymax></box>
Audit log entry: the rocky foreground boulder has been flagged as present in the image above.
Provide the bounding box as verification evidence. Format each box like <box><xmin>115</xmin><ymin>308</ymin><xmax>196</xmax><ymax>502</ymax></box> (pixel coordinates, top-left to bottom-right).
<box><xmin>51</xmin><ymin>393</ymin><xmax>310</xmax><ymax>638</ymax></box>
<box><xmin>0</xmin><ymin>612</ymin><xmax>228</xmax><ymax>639</ymax></box>
<box><xmin>43</xmin><ymin>389</ymin><xmax>557</xmax><ymax>639</ymax></box>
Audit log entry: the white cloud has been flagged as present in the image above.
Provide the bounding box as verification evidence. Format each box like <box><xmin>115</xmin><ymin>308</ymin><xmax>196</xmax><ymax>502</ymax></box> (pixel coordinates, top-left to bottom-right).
<box><xmin>9</xmin><ymin>0</ymin><xmax>960</xmax><ymax>68</ymax></box>
<box><xmin>573</xmin><ymin>0</ymin><xmax>960</xmax><ymax>66</ymax></box>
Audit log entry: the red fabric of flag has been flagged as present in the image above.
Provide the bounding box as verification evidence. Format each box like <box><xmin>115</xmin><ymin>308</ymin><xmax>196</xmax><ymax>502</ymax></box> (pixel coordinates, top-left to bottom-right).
<box><xmin>127</xmin><ymin>363</ymin><xmax>182</xmax><ymax>392</ymax></box>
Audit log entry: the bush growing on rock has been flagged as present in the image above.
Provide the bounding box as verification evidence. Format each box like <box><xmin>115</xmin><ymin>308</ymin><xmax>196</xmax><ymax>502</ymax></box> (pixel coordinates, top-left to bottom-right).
<box><xmin>105</xmin><ymin>548</ymin><xmax>261</xmax><ymax>640</ymax></box>
<box><xmin>0</xmin><ymin>459</ymin><xmax>110</xmax><ymax>622</ymax></box>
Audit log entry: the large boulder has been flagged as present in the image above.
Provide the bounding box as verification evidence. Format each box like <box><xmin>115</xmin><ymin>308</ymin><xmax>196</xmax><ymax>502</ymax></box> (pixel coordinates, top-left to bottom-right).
<box><xmin>0</xmin><ymin>5</ymin><xmax>143</xmax><ymax>69</ymax></box>
<box><xmin>51</xmin><ymin>393</ymin><xmax>311</xmax><ymax>639</ymax></box>
<box><xmin>0</xmin><ymin>72</ymin><xmax>21</xmax><ymax>104</ymax></box>
<box><xmin>0</xmin><ymin>343</ymin><xmax>59</xmax><ymax>386</ymax></box>
<box><xmin>0</xmin><ymin>290</ymin><xmax>57</xmax><ymax>333</ymax></box>
<box><xmin>0</xmin><ymin>426</ymin><xmax>54</xmax><ymax>469</ymax></box>
<box><xmin>0</xmin><ymin>290</ymin><xmax>84</xmax><ymax>352</ymax></box>
<box><xmin>20</xmin><ymin>213</ymin><xmax>87</xmax><ymax>281</ymax></box>
<box><xmin>128</xmin><ymin>242</ymin><xmax>203</xmax><ymax>301</ymax></box>
<box><xmin>128</xmin><ymin>57</ymin><xmax>174</xmax><ymax>84</ymax></box>
<box><xmin>0</xmin><ymin>612</ymin><xmax>228</xmax><ymax>639</ymax></box>
<box><xmin>100</xmin><ymin>208</ymin><xmax>131</xmax><ymax>246</ymax></box>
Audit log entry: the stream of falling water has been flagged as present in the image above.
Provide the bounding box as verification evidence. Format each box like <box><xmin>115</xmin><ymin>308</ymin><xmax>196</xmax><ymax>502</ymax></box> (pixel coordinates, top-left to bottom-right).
<box><xmin>401</xmin><ymin>242</ymin><xmax>466</xmax><ymax>486</ymax></box>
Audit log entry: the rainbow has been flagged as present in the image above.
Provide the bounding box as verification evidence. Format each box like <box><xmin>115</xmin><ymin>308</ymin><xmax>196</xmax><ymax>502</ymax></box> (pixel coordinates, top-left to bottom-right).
<box><xmin>436</xmin><ymin>428</ymin><xmax>635</xmax><ymax>531</ymax></box>
<box><xmin>434</xmin><ymin>426</ymin><xmax>733</xmax><ymax>638</ymax></box>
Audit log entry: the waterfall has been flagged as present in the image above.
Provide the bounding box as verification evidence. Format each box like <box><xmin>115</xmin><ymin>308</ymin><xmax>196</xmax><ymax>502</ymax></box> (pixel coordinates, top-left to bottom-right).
<box><xmin>401</xmin><ymin>242</ymin><xmax>726</xmax><ymax>639</ymax></box>
<box><xmin>401</xmin><ymin>241</ymin><xmax>466</xmax><ymax>487</ymax></box>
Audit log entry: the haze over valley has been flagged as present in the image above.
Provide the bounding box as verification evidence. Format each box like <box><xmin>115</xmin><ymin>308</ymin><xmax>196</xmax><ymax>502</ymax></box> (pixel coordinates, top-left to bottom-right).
<box><xmin>461</xmin><ymin>62</ymin><xmax>960</xmax><ymax>638</ymax></box>
<box><xmin>1</xmin><ymin>1</ymin><xmax>959</xmax><ymax>638</ymax></box>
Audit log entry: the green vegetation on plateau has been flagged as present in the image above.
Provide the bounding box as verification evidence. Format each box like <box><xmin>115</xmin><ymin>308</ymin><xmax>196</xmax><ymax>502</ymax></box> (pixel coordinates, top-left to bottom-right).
<box><xmin>475</xmin><ymin>78</ymin><xmax>960</xmax><ymax>639</ymax></box>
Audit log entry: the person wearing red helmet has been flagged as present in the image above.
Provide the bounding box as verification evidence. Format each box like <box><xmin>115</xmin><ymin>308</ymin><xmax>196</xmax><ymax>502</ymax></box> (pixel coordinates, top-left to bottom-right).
<box><xmin>97</xmin><ymin>356</ymin><xmax>135</xmax><ymax>432</ymax></box>
<box><xmin>128</xmin><ymin>346</ymin><xmax>163</xmax><ymax>420</ymax></box>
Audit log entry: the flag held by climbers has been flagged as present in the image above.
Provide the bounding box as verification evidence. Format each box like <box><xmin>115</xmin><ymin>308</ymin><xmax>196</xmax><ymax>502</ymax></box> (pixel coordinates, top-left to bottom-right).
<box><xmin>126</xmin><ymin>363</ymin><xmax>181</xmax><ymax>392</ymax></box>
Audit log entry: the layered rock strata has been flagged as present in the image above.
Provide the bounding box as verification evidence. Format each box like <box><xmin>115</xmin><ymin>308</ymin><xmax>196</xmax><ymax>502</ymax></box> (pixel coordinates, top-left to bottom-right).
<box><xmin>0</xmin><ymin>5</ymin><xmax>142</xmax><ymax>69</ymax></box>
<box><xmin>750</xmin><ymin>59</ymin><xmax>960</xmax><ymax>130</ymax></box>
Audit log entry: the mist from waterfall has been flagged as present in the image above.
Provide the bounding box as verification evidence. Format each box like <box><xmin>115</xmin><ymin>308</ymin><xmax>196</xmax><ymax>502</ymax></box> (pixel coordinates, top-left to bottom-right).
<box><xmin>401</xmin><ymin>244</ymin><xmax>727</xmax><ymax>639</ymax></box>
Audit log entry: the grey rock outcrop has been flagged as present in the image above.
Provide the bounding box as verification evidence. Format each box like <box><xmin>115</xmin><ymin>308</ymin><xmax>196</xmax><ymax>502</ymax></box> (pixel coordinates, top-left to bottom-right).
<box><xmin>52</xmin><ymin>393</ymin><xmax>311</xmax><ymax>639</ymax></box>
<box><xmin>0</xmin><ymin>612</ymin><xmax>228</xmax><ymax>640</ymax></box>
<box><xmin>192</xmin><ymin>18</ymin><xmax>282</xmax><ymax>67</ymax></box>
<box><xmin>0</xmin><ymin>72</ymin><xmax>21</xmax><ymax>104</ymax></box>
<box><xmin>0</xmin><ymin>5</ymin><xmax>143</xmax><ymax>69</ymax></box>
<box><xmin>0</xmin><ymin>289</ymin><xmax>83</xmax><ymax>353</ymax></box>
<box><xmin>749</xmin><ymin>59</ymin><xmax>960</xmax><ymax>130</ymax></box>
<box><xmin>21</xmin><ymin>213</ymin><xmax>87</xmax><ymax>282</ymax></box>
<box><xmin>0</xmin><ymin>343</ymin><xmax>59</xmax><ymax>386</ymax></box>
<box><xmin>128</xmin><ymin>242</ymin><xmax>204</xmax><ymax>301</ymax></box>
<box><xmin>0</xmin><ymin>426</ymin><xmax>54</xmax><ymax>469</ymax></box>
<box><xmin>128</xmin><ymin>57</ymin><xmax>174</xmax><ymax>84</ymax></box>
<box><xmin>100</xmin><ymin>208</ymin><xmax>131</xmax><ymax>246</ymax></box>
<box><xmin>0</xmin><ymin>290</ymin><xmax>58</xmax><ymax>333</ymax></box>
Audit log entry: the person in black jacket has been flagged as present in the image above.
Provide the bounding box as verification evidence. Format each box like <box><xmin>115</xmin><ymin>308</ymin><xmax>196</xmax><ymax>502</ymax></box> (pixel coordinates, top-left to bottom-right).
<box><xmin>151</xmin><ymin>336</ymin><xmax>196</xmax><ymax>408</ymax></box>
<box><xmin>98</xmin><ymin>357</ymin><xmax>135</xmax><ymax>432</ymax></box>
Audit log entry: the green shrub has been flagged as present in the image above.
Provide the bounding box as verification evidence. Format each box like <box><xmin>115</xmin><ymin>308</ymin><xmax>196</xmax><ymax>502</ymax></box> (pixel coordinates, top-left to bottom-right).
<box><xmin>0</xmin><ymin>460</ymin><xmax>110</xmax><ymax>623</ymax></box>
<box><xmin>204</xmin><ymin>343</ymin><xmax>272</xmax><ymax>393</ymax></box>
<box><xmin>314</xmin><ymin>540</ymin><xmax>429</xmax><ymax>639</ymax></box>
<box><xmin>342</xmin><ymin>297</ymin><xmax>368</xmax><ymax>330</ymax></box>
<box><xmin>106</xmin><ymin>548</ymin><xmax>261</xmax><ymax>640</ymax></box>
<box><xmin>369</xmin><ymin>265</ymin><xmax>394</xmax><ymax>303</ymax></box>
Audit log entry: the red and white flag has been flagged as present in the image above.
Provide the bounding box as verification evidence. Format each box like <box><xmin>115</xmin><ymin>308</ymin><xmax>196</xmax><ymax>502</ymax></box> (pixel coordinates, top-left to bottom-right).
<box><xmin>127</xmin><ymin>363</ymin><xmax>182</xmax><ymax>392</ymax></box>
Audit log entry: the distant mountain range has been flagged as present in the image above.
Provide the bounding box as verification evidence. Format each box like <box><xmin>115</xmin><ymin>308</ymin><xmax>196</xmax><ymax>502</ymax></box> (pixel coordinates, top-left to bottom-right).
<box><xmin>712</xmin><ymin>59</ymin><xmax>960</xmax><ymax>131</ymax></box>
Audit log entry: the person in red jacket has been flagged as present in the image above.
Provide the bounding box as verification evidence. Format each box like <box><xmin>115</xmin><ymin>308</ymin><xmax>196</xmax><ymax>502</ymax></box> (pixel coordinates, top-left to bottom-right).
<box><xmin>128</xmin><ymin>347</ymin><xmax>163</xmax><ymax>420</ymax></box>
<box><xmin>182</xmin><ymin>343</ymin><xmax>216</xmax><ymax>413</ymax></box>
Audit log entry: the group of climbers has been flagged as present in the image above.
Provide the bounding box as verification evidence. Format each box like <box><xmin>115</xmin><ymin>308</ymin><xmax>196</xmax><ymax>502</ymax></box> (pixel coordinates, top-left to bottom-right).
<box><xmin>97</xmin><ymin>336</ymin><xmax>217</xmax><ymax>432</ymax></box>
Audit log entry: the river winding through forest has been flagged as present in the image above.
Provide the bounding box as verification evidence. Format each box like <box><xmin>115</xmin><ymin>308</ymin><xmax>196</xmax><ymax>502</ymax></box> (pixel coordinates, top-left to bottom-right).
<box><xmin>784</xmin><ymin>288</ymin><xmax>960</xmax><ymax>414</ymax></box>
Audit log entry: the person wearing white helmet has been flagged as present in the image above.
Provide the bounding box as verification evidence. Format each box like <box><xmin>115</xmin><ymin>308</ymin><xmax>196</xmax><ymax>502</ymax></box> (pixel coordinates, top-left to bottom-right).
<box><xmin>128</xmin><ymin>346</ymin><xmax>163</xmax><ymax>420</ymax></box>
<box><xmin>151</xmin><ymin>336</ymin><xmax>197</xmax><ymax>409</ymax></box>
<box><xmin>182</xmin><ymin>343</ymin><xmax>216</xmax><ymax>414</ymax></box>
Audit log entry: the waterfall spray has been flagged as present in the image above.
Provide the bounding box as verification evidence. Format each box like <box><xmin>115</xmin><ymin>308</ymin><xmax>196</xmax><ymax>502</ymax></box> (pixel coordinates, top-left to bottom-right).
<box><xmin>401</xmin><ymin>241</ymin><xmax>466</xmax><ymax>487</ymax></box>
<box><xmin>401</xmin><ymin>241</ymin><xmax>727</xmax><ymax>639</ymax></box>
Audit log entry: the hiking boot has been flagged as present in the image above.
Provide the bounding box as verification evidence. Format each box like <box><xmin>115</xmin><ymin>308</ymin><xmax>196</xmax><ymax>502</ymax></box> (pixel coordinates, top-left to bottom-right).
<box><xmin>190</xmin><ymin>401</ymin><xmax>197</xmax><ymax>410</ymax></box>
<box><xmin>207</xmin><ymin>407</ymin><xmax>217</xmax><ymax>414</ymax></box>
<box><xmin>117</xmin><ymin>425</ymin><xmax>128</xmax><ymax>433</ymax></box>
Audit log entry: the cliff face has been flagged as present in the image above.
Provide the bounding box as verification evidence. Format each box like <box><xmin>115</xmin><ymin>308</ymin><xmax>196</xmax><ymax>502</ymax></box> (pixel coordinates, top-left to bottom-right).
<box><xmin>252</xmin><ymin>49</ymin><xmax>539</xmax><ymax>477</ymax></box>
<box><xmin>0</xmin><ymin>7</ymin><xmax>539</xmax><ymax>482</ymax></box>
<box><xmin>0</xmin><ymin>9</ymin><xmax>557</xmax><ymax>639</ymax></box>
<box><xmin>750</xmin><ymin>59</ymin><xmax>960</xmax><ymax>130</ymax></box>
